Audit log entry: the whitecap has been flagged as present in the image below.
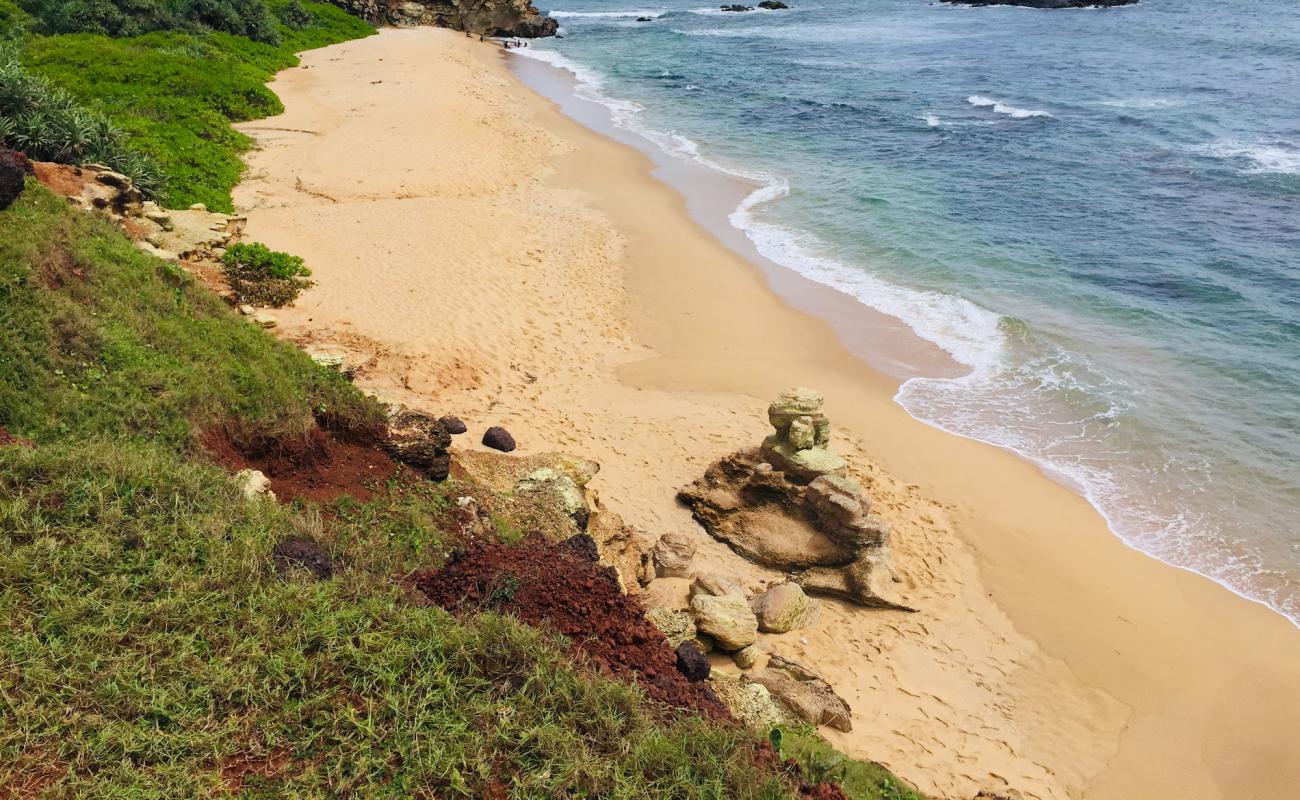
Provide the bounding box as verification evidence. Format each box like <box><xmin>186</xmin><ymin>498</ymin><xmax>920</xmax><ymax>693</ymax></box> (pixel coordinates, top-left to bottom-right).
<box><xmin>921</xmin><ymin>113</ymin><xmax>942</xmax><ymax>127</ymax></box>
<box><xmin>967</xmin><ymin>94</ymin><xmax>1053</xmax><ymax>119</ymax></box>
<box><xmin>1196</xmin><ymin>140</ymin><xmax>1300</xmax><ymax>175</ymax></box>
<box><xmin>548</xmin><ymin>9</ymin><xmax>665</xmax><ymax>18</ymax></box>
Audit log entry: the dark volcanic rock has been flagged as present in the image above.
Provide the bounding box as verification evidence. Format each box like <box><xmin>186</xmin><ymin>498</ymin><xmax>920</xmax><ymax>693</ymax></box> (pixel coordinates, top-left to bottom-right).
<box><xmin>482</xmin><ymin>426</ymin><xmax>517</xmax><ymax>452</ymax></box>
<box><xmin>385</xmin><ymin>409</ymin><xmax>452</xmax><ymax>481</ymax></box>
<box><xmin>757</xmin><ymin>1</ymin><xmax>788</xmax><ymax>8</ymax></box>
<box><xmin>942</xmin><ymin>0</ymin><xmax>1136</xmax><ymax>7</ymax></box>
<box><xmin>439</xmin><ymin>415</ymin><xmax>468</xmax><ymax>434</ymax></box>
<box><xmin>636</xmin><ymin>16</ymin><xmax>653</xmax><ymax>21</ymax></box>
<box><xmin>494</xmin><ymin>14</ymin><xmax>558</xmax><ymax>37</ymax></box>
<box><xmin>273</xmin><ymin>538</ymin><xmax>334</xmax><ymax>580</ymax></box>
<box><xmin>0</xmin><ymin>147</ymin><xmax>31</xmax><ymax>212</ymax></box>
<box><xmin>675</xmin><ymin>641</ymin><xmax>711</xmax><ymax>682</ymax></box>
<box><xmin>720</xmin><ymin>4</ymin><xmax>753</xmax><ymax>11</ymax></box>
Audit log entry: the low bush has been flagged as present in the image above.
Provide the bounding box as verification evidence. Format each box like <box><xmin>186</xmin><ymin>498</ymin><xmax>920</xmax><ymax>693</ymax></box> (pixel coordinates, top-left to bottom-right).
<box><xmin>222</xmin><ymin>240</ymin><xmax>315</xmax><ymax>307</ymax></box>
<box><xmin>0</xmin><ymin>44</ymin><xmax>162</xmax><ymax>195</ymax></box>
<box><xmin>0</xmin><ymin>0</ymin><xmax>34</xmax><ymax>38</ymax></box>
<box><xmin>16</xmin><ymin>0</ymin><xmax>280</xmax><ymax>42</ymax></box>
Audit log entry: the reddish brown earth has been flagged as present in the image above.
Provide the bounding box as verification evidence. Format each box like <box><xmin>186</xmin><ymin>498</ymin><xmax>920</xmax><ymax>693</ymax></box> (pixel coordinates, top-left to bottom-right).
<box><xmin>414</xmin><ymin>533</ymin><xmax>730</xmax><ymax>718</ymax></box>
<box><xmin>0</xmin><ymin>426</ymin><xmax>35</xmax><ymax>449</ymax></box>
<box><xmin>31</xmin><ymin>161</ymin><xmax>92</xmax><ymax>199</ymax></box>
<box><xmin>201</xmin><ymin>424</ymin><xmax>406</xmax><ymax>504</ymax></box>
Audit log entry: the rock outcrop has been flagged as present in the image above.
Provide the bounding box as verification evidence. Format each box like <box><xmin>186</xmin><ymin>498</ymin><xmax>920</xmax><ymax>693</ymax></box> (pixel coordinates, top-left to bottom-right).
<box><xmin>752</xmin><ymin>655</ymin><xmax>853</xmax><ymax>732</ymax></box>
<box><xmin>678</xmin><ymin>388</ymin><xmax>911</xmax><ymax>609</ymax></box>
<box><xmin>384</xmin><ymin>407</ymin><xmax>453</xmax><ymax>481</ymax></box>
<box><xmin>326</xmin><ymin>0</ymin><xmax>558</xmax><ymax>37</ymax></box>
<box><xmin>942</xmin><ymin>0</ymin><xmax>1136</xmax><ymax>7</ymax></box>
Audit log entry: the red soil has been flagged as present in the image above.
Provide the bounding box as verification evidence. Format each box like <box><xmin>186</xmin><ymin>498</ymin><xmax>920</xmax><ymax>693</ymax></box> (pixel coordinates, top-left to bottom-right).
<box><xmin>201</xmin><ymin>424</ymin><xmax>404</xmax><ymax>504</ymax></box>
<box><xmin>414</xmin><ymin>533</ymin><xmax>730</xmax><ymax>719</ymax></box>
<box><xmin>0</xmin><ymin>426</ymin><xmax>35</xmax><ymax>449</ymax></box>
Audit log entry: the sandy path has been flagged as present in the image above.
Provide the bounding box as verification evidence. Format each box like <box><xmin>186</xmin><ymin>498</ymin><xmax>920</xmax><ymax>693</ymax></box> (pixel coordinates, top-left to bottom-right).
<box><xmin>234</xmin><ymin>29</ymin><xmax>1300</xmax><ymax>799</ymax></box>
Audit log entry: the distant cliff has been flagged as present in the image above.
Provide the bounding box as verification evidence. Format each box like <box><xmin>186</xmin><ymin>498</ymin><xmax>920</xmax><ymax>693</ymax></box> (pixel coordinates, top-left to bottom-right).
<box><xmin>327</xmin><ymin>0</ymin><xmax>558</xmax><ymax>37</ymax></box>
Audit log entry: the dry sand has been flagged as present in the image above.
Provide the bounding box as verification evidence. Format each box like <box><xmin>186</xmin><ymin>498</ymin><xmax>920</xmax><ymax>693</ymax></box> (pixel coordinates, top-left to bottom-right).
<box><xmin>233</xmin><ymin>29</ymin><xmax>1300</xmax><ymax>799</ymax></box>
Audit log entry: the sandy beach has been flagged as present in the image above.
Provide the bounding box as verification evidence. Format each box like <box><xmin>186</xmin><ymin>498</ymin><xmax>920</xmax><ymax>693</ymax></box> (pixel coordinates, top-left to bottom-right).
<box><xmin>233</xmin><ymin>29</ymin><xmax>1300</xmax><ymax>799</ymax></box>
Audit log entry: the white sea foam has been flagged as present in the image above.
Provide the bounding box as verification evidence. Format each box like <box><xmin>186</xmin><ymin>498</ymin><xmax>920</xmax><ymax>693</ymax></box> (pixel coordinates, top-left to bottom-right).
<box><xmin>967</xmin><ymin>94</ymin><xmax>1053</xmax><ymax>119</ymax></box>
<box><xmin>548</xmin><ymin>9</ymin><xmax>665</xmax><ymax>18</ymax></box>
<box><xmin>1097</xmin><ymin>97</ymin><xmax>1184</xmax><ymax>110</ymax></box>
<box><xmin>921</xmin><ymin>113</ymin><xmax>943</xmax><ymax>127</ymax></box>
<box><xmin>1197</xmin><ymin>140</ymin><xmax>1300</xmax><ymax>175</ymax></box>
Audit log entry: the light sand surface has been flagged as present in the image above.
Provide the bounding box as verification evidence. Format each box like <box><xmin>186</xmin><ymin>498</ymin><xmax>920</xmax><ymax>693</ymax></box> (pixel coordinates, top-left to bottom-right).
<box><xmin>233</xmin><ymin>29</ymin><xmax>1300</xmax><ymax>799</ymax></box>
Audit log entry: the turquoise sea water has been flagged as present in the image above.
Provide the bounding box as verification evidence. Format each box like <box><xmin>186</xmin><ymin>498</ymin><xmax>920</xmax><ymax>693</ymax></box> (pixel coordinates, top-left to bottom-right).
<box><xmin>515</xmin><ymin>0</ymin><xmax>1300</xmax><ymax>624</ymax></box>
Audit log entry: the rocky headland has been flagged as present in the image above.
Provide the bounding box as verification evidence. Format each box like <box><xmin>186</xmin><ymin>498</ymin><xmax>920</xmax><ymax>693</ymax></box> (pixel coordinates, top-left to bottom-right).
<box><xmin>325</xmin><ymin>0</ymin><xmax>558</xmax><ymax>36</ymax></box>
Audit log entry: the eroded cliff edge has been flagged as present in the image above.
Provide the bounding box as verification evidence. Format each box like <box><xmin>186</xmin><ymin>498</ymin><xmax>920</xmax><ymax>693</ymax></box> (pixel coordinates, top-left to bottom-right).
<box><xmin>327</xmin><ymin>0</ymin><xmax>558</xmax><ymax>37</ymax></box>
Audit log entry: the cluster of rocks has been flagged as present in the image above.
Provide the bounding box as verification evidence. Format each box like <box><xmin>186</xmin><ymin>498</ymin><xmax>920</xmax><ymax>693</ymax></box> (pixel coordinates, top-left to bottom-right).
<box><xmin>679</xmin><ymin>388</ymin><xmax>910</xmax><ymax>610</ymax></box>
<box><xmin>720</xmin><ymin>1</ymin><xmax>788</xmax><ymax>10</ymax></box>
<box><xmin>329</xmin><ymin>0</ymin><xmax>558</xmax><ymax>37</ymax></box>
<box><xmin>942</xmin><ymin>0</ymin><xmax>1135</xmax><ymax>6</ymax></box>
<box><xmin>637</xmin><ymin>528</ymin><xmax>852</xmax><ymax>732</ymax></box>
<box><xmin>383</xmin><ymin>407</ymin><xmax>464</xmax><ymax>481</ymax></box>
<box><xmin>31</xmin><ymin>162</ymin><xmax>243</xmax><ymax>267</ymax></box>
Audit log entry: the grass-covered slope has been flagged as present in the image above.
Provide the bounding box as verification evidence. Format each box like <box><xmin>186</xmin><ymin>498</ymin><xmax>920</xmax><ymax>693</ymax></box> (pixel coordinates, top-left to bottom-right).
<box><xmin>0</xmin><ymin>186</ymin><xmax>798</xmax><ymax>797</ymax></box>
<box><xmin>6</xmin><ymin>0</ymin><xmax>372</xmax><ymax>209</ymax></box>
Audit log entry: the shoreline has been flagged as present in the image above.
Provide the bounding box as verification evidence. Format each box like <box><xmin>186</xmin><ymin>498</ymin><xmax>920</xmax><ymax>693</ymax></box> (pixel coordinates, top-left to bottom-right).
<box><xmin>233</xmin><ymin>28</ymin><xmax>1300</xmax><ymax>799</ymax></box>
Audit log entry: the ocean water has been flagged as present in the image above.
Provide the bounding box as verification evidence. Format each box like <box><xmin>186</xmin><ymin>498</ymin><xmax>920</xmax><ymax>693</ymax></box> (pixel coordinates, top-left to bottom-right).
<box><xmin>515</xmin><ymin>0</ymin><xmax>1300</xmax><ymax>625</ymax></box>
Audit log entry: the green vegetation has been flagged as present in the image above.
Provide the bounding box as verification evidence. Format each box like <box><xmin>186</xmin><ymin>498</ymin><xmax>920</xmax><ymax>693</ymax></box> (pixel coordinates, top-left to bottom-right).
<box><xmin>19</xmin><ymin>0</ymin><xmax>277</xmax><ymax>43</ymax></box>
<box><xmin>9</xmin><ymin>0</ymin><xmax>371</xmax><ymax>209</ymax></box>
<box><xmin>222</xmin><ymin>240</ymin><xmax>314</xmax><ymax>307</ymax></box>
<box><xmin>0</xmin><ymin>185</ymin><xmax>377</xmax><ymax>449</ymax></box>
<box><xmin>774</xmin><ymin>727</ymin><xmax>926</xmax><ymax>800</ymax></box>
<box><xmin>0</xmin><ymin>44</ymin><xmax>163</xmax><ymax>194</ymax></box>
<box><xmin>0</xmin><ymin>0</ymin><xmax>35</xmax><ymax>37</ymax></box>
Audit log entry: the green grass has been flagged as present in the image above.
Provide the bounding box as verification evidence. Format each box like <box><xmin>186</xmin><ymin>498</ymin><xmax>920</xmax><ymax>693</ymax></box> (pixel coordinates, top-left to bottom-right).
<box><xmin>0</xmin><ymin>183</ymin><xmax>381</xmax><ymax>449</ymax></box>
<box><xmin>16</xmin><ymin>1</ymin><xmax>372</xmax><ymax>210</ymax></box>
<box><xmin>0</xmin><ymin>440</ymin><xmax>798</xmax><ymax>797</ymax></box>
<box><xmin>775</xmin><ymin>727</ymin><xmax>926</xmax><ymax>800</ymax></box>
<box><xmin>0</xmin><ymin>176</ymin><xmax>803</xmax><ymax>799</ymax></box>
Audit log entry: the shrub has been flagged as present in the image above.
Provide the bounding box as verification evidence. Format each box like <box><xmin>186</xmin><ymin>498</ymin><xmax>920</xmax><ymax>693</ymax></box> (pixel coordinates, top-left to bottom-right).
<box><xmin>274</xmin><ymin>0</ymin><xmax>314</xmax><ymax>30</ymax></box>
<box><xmin>0</xmin><ymin>44</ymin><xmax>162</xmax><ymax>195</ymax></box>
<box><xmin>222</xmin><ymin>240</ymin><xmax>314</xmax><ymax>307</ymax></box>
<box><xmin>16</xmin><ymin>0</ymin><xmax>282</xmax><ymax>42</ymax></box>
<box><xmin>0</xmin><ymin>0</ymin><xmax>34</xmax><ymax>38</ymax></box>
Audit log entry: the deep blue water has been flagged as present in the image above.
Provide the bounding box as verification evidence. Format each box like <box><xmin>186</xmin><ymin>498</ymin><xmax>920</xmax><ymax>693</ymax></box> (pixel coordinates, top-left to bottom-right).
<box><xmin>518</xmin><ymin>0</ymin><xmax>1300</xmax><ymax>624</ymax></box>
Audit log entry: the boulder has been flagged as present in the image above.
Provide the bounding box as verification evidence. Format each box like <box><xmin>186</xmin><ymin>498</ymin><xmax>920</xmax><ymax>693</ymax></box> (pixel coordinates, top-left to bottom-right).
<box><xmin>752</xmin><ymin>655</ymin><xmax>852</xmax><ymax>732</ymax></box>
<box><xmin>385</xmin><ymin>408</ymin><xmax>453</xmax><ymax>481</ymax></box>
<box><xmin>651</xmin><ymin>532</ymin><xmax>697</xmax><ymax>578</ymax></box>
<box><xmin>720</xmin><ymin>4</ymin><xmax>753</xmax><ymax>10</ymax></box>
<box><xmin>482</xmin><ymin>426</ymin><xmax>516</xmax><ymax>452</ymax></box>
<box><xmin>757</xmin><ymin>0</ymin><xmax>789</xmax><ymax>7</ymax></box>
<box><xmin>733</xmin><ymin>642</ymin><xmax>761</xmax><ymax>670</ymax></box>
<box><xmin>806</xmin><ymin>474</ymin><xmax>890</xmax><ymax>548</ymax></box>
<box><xmin>751</xmin><ymin>582</ymin><xmax>819</xmax><ymax>633</ymax></box>
<box><xmin>689</xmin><ymin>593</ymin><xmax>758</xmax><ymax>651</ymax></box>
<box><xmin>440</xmin><ymin>415</ymin><xmax>468</xmax><ymax>434</ymax></box>
<box><xmin>645</xmin><ymin>607</ymin><xmax>696</xmax><ymax>648</ymax></box>
<box><xmin>675</xmin><ymin>641</ymin><xmax>710</xmax><ymax>682</ymax></box>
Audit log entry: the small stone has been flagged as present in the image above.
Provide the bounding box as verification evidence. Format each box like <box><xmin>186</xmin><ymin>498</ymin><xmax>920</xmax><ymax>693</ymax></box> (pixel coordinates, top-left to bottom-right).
<box><xmin>189</xmin><ymin>202</ymin><xmax>207</xmax><ymax>212</ymax></box>
<box><xmin>652</xmin><ymin>532</ymin><xmax>697</xmax><ymax>578</ymax></box>
<box><xmin>788</xmin><ymin>415</ymin><xmax>816</xmax><ymax>450</ymax></box>
<box><xmin>238</xmin><ymin>304</ymin><xmax>255</xmax><ymax>316</ymax></box>
<box><xmin>675</xmin><ymin>641</ymin><xmax>710</xmax><ymax>682</ymax></box>
<box><xmin>95</xmin><ymin>170</ymin><xmax>133</xmax><ymax>189</ymax></box>
<box><xmin>311</xmin><ymin>353</ymin><xmax>346</xmax><ymax>371</ymax></box>
<box><xmin>733</xmin><ymin>642</ymin><xmax>761</xmax><ymax>670</ymax></box>
<box><xmin>439</xmin><ymin>415</ymin><xmax>467</xmax><ymax>434</ymax></box>
<box><xmin>482</xmin><ymin>426</ymin><xmax>516</xmax><ymax>452</ymax></box>
<box><xmin>252</xmin><ymin>311</ymin><xmax>278</xmax><ymax>329</ymax></box>
<box><xmin>690</xmin><ymin>572</ymin><xmax>744</xmax><ymax>599</ymax></box>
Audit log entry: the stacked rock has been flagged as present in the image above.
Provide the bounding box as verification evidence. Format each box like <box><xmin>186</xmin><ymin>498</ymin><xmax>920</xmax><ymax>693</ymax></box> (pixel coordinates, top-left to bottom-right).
<box><xmin>759</xmin><ymin>388</ymin><xmax>846</xmax><ymax>484</ymax></box>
